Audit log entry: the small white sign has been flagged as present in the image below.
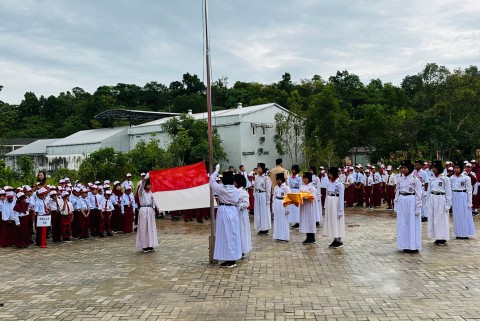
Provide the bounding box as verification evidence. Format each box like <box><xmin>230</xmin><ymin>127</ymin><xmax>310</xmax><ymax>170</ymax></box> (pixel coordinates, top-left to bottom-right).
<box><xmin>37</xmin><ymin>215</ymin><xmax>51</xmax><ymax>227</ymax></box>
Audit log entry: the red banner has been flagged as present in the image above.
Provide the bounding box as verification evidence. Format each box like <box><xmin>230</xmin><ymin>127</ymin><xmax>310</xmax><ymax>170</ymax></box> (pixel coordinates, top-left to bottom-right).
<box><xmin>149</xmin><ymin>162</ymin><xmax>209</xmax><ymax>192</ymax></box>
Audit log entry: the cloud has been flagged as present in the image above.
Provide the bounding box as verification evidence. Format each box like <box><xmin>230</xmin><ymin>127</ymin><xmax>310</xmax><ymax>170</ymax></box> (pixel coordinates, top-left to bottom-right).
<box><xmin>0</xmin><ymin>0</ymin><xmax>479</xmax><ymax>104</ymax></box>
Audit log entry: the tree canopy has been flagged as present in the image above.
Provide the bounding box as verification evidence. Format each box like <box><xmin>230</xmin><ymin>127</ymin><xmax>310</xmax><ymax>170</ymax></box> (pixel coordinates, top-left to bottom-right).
<box><xmin>1</xmin><ymin>64</ymin><xmax>479</xmax><ymax>163</ymax></box>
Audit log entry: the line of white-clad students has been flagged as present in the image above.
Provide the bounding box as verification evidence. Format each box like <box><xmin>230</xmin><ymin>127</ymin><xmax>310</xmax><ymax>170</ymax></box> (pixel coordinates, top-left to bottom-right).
<box><xmin>211</xmin><ymin>162</ymin><xmax>346</xmax><ymax>268</ymax></box>
<box><xmin>0</xmin><ymin>173</ymin><xmax>144</xmax><ymax>248</ymax></box>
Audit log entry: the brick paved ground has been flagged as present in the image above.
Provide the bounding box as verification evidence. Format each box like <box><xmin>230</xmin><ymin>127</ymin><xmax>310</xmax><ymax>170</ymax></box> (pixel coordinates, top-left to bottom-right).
<box><xmin>1</xmin><ymin>208</ymin><xmax>480</xmax><ymax>321</ymax></box>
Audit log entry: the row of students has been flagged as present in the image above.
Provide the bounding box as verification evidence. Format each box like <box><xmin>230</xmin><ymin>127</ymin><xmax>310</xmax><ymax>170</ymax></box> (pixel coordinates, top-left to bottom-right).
<box><xmin>397</xmin><ymin>160</ymin><xmax>475</xmax><ymax>253</ymax></box>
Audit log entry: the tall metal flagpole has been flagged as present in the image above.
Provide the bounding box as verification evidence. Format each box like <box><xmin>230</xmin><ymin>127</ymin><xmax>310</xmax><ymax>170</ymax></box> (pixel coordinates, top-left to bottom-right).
<box><xmin>205</xmin><ymin>0</ymin><xmax>215</xmax><ymax>264</ymax></box>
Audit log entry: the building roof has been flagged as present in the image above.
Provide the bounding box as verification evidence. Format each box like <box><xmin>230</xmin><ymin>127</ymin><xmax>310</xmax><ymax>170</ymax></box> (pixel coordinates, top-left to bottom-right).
<box><xmin>135</xmin><ymin>103</ymin><xmax>289</xmax><ymax>128</ymax></box>
<box><xmin>47</xmin><ymin>127</ymin><xmax>128</xmax><ymax>147</ymax></box>
<box><xmin>6</xmin><ymin>139</ymin><xmax>59</xmax><ymax>156</ymax></box>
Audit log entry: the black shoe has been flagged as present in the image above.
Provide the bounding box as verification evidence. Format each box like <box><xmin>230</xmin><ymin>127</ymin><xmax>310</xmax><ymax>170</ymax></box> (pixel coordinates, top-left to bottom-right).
<box><xmin>241</xmin><ymin>253</ymin><xmax>245</xmax><ymax>260</ymax></box>
<box><xmin>456</xmin><ymin>236</ymin><xmax>469</xmax><ymax>240</ymax></box>
<box><xmin>332</xmin><ymin>242</ymin><xmax>343</xmax><ymax>248</ymax></box>
<box><xmin>316</xmin><ymin>222</ymin><xmax>320</xmax><ymax>227</ymax></box>
<box><xmin>225</xmin><ymin>261</ymin><xmax>237</xmax><ymax>268</ymax></box>
<box><xmin>329</xmin><ymin>241</ymin><xmax>336</xmax><ymax>248</ymax></box>
<box><xmin>421</xmin><ymin>217</ymin><xmax>428</xmax><ymax>222</ymax></box>
<box><xmin>291</xmin><ymin>223</ymin><xmax>299</xmax><ymax>229</ymax></box>
<box><xmin>302</xmin><ymin>239</ymin><xmax>315</xmax><ymax>245</ymax></box>
<box><xmin>220</xmin><ymin>261</ymin><xmax>229</xmax><ymax>267</ymax></box>
<box><xmin>434</xmin><ymin>240</ymin><xmax>440</xmax><ymax>245</ymax></box>
<box><xmin>142</xmin><ymin>248</ymin><xmax>149</xmax><ymax>253</ymax></box>
<box><xmin>107</xmin><ymin>233</ymin><xmax>113</xmax><ymax>236</ymax></box>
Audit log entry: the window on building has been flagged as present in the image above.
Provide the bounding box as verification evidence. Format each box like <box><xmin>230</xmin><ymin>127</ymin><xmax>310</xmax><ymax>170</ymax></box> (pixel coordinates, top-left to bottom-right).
<box><xmin>252</xmin><ymin>126</ymin><xmax>255</xmax><ymax>136</ymax></box>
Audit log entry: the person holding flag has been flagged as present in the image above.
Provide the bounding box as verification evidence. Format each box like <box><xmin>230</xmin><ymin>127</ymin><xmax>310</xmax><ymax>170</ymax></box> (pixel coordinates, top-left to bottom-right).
<box><xmin>210</xmin><ymin>164</ymin><xmax>242</xmax><ymax>268</ymax></box>
<box><xmin>136</xmin><ymin>175</ymin><xmax>158</xmax><ymax>253</ymax></box>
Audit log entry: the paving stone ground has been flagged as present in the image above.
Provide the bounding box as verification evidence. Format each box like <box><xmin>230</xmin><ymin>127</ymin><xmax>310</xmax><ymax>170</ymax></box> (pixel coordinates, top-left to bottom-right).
<box><xmin>1</xmin><ymin>207</ymin><xmax>480</xmax><ymax>321</ymax></box>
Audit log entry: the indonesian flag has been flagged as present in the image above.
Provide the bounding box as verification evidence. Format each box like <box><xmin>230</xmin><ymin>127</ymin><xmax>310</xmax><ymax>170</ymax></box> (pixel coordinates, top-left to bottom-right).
<box><xmin>149</xmin><ymin>162</ymin><xmax>215</xmax><ymax>212</ymax></box>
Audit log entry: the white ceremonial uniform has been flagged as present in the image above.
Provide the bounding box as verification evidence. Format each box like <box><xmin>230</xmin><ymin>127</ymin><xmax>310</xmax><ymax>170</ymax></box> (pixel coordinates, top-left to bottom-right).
<box><xmin>427</xmin><ymin>174</ymin><xmax>452</xmax><ymax>240</ymax></box>
<box><xmin>287</xmin><ymin>175</ymin><xmax>302</xmax><ymax>224</ymax></box>
<box><xmin>323</xmin><ymin>178</ymin><xmax>345</xmax><ymax>239</ymax></box>
<box><xmin>136</xmin><ymin>180</ymin><xmax>159</xmax><ymax>250</ymax></box>
<box><xmin>450</xmin><ymin>174</ymin><xmax>474</xmax><ymax>237</ymax></box>
<box><xmin>395</xmin><ymin>174</ymin><xmax>423</xmax><ymax>250</ymax></box>
<box><xmin>413</xmin><ymin>169</ymin><xmax>429</xmax><ymax>218</ymax></box>
<box><xmin>310</xmin><ymin>174</ymin><xmax>323</xmax><ymax>222</ymax></box>
<box><xmin>254</xmin><ymin>174</ymin><xmax>272</xmax><ymax>232</ymax></box>
<box><xmin>299</xmin><ymin>183</ymin><xmax>317</xmax><ymax>234</ymax></box>
<box><xmin>273</xmin><ymin>183</ymin><xmax>291</xmax><ymax>241</ymax></box>
<box><xmin>210</xmin><ymin>171</ymin><xmax>242</xmax><ymax>261</ymax></box>
<box><xmin>236</xmin><ymin>187</ymin><xmax>251</xmax><ymax>254</ymax></box>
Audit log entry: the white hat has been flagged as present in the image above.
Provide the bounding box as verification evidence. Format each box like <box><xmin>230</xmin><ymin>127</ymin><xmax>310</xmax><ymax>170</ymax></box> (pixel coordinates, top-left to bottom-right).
<box><xmin>248</xmin><ymin>171</ymin><xmax>254</xmax><ymax>177</ymax></box>
<box><xmin>87</xmin><ymin>182</ymin><xmax>93</xmax><ymax>187</ymax></box>
<box><xmin>90</xmin><ymin>185</ymin><xmax>98</xmax><ymax>189</ymax></box>
<box><xmin>141</xmin><ymin>172</ymin><xmax>146</xmax><ymax>177</ymax></box>
<box><xmin>448</xmin><ymin>166</ymin><xmax>454</xmax><ymax>171</ymax></box>
<box><xmin>16</xmin><ymin>192</ymin><xmax>25</xmax><ymax>198</ymax></box>
<box><xmin>105</xmin><ymin>190</ymin><xmax>112</xmax><ymax>195</ymax></box>
<box><xmin>380</xmin><ymin>164</ymin><xmax>385</xmax><ymax>169</ymax></box>
<box><xmin>98</xmin><ymin>186</ymin><xmax>104</xmax><ymax>190</ymax></box>
<box><xmin>125</xmin><ymin>185</ymin><xmax>132</xmax><ymax>191</ymax></box>
<box><xmin>104</xmin><ymin>183</ymin><xmax>110</xmax><ymax>189</ymax></box>
<box><xmin>81</xmin><ymin>188</ymin><xmax>89</xmax><ymax>193</ymax></box>
<box><xmin>113</xmin><ymin>181</ymin><xmax>120</xmax><ymax>186</ymax></box>
<box><xmin>104</xmin><ymin>180</ymin><xmax>110</xmax><ymax>184</ymax></box>
<box><xmin>6</xmin><ymin>191</ymin><xmax>15</xmax><ymax>198</ymax></box>
<box><xmin>466</xmin><ymin>163</ymin><xmax>472</xmax><ymax>167</ymax></box>
<box><xmin>365</xmin><ymin>169</ymin><xmax>370</xmax><ymax>173</ymax></box>
<box><xmin>64</xmin><ymin>177</ymin><xmax>71</xmax><ymax>182</ymax></box>
<box><xmin>24</xmin><ymin>185</ymin><xmax>32</xmax><ymax>192</ymax></box>
<box><xmin>66</xmin><ymin>187</ymin><xmax>72</xmax><ymax>192</ymax></box>
<box><xmin>4</xmin><ymin>186</ymin><xmax>14</xmax><ymax>191</ymax></box>
<box><xmin>50</xmin><ymin>190</ymin><xmax>57</xmax><ymax>196</ymax></box>
<box><xmin>386</xmin><ymin>165</ymin><xmax>392</xmax><ymax>171</ymax></box>
<box><xmin>59</xmin><ymin>179</ymin><xmax>65</xmax><ymax>184</ymax></box>
<box><xmin>61</xmin><ymin>191</ymin><xmax>69</xmax><ymax>198</ymax></box>
<box><xmin>37</xmin><ymin>187</ymin><xmax>48</xmax><ymax>195</ymax></box>
<box><xmin>73</xmin><ymin>187</ymin><xmax>81</xmax><ymax>193</ymax></box>
<box><xmin>0</xmin><ymin>189</ymin><xmax>5</xmax><ymax>195</ymax></box>
<box><xmin>126</xmin><ymin>173</ymin><xmax>132</xmax><ymax>177</ymax></box>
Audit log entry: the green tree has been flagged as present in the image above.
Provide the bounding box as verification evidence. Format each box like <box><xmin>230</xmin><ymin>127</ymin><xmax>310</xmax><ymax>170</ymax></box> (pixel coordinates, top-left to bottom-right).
<box><xmin>17</xmin><ymin>155</ymin><xmax>35</xmax><ymax>184</ymax></box>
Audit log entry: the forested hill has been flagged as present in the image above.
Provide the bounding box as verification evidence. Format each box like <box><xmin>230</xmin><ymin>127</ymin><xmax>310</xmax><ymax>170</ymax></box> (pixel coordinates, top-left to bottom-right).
<box><xmin>0</xmin><ymin>63</ymin><xmax>479</xmax><ymax>162</ymax></box>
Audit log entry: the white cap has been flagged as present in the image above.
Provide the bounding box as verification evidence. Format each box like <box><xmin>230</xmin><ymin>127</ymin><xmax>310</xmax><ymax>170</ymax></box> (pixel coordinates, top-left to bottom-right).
<box><xmin>386</xmin><ymin>165</ymin><xmax>392</xmax><ymax>171</ymax></box>
<box><xmin>141</xmin><ymin>172</ymin><xmax>146</xmax><ymax>177</ymax></box>
<box><xmin>37</xmin><ymin>187</ymin><xmax>48</xmax><ymax>195</ymax></box>
<box><xmin>81</xmin><ymin>188</ymin><xmax>89</xmax><ymax>193</ymax></box>
<box><xmin>24</xmin><ymin>186</ymin><xmax>32</xmax><ymax>192</ymax></box>
<box><xmin>91</xmin><ymin>185</ymin><xmax>98</xmax><ymax>189</ymax></box>
<box><xmin>126</xmin><ymin>173</ymin><xmax>132</xmax><ymax>177</ymax></box>
<box><xmin>105</xmin><ymin>190</ymin><xmax>112</xmax><ymax>195</ymax></box>
<box><xmin>365</xmin><ymin>169</ymin><xmax>370</xmax><ymax>173</ymax></box>
<box><xmin>87</xmin><ymin>182</ymin><xmax>93</xmax><ymax>187</ymax></box>
<box><xmin>61</xmin><ymin>191</ymin><xmax>69</xmax><ymax>198</ymax></box>
<box><xmin>64</xmin><ymin>177</ymin><xmax>71</xmax><ymax>182</ymax></box>
<box><xmin>114</xmin><ymin>181</ymin><xmax>120</xmax><ymax>186</ymax></box>
<box><xmin>466</xmin><ymin>163</ymin><xmax>472</xmax><ymax>167</ymax></box>
<box><xmin>50</xmin><ymin>190</ymin><xmax>57</xmax><ymax>196</ymax></box>
<box><xmin>380</xmin><ymin>164</ymin><xmax>385</xmax><ymax>169</ymax></box>
<box><xmin>448</xmin><ymin>166</ymin><xmax>454</xmax><ymax>171</ymax></box>
<box><xmin>0</xmin><ymin>189</ymin><xmax>5</xmax><ymax>195</ymax></box>
<box><xmin>125</xmin><ymin>185</ymin><xmax>132</xmax><ymax>191</ymax></box>
<box><xmin>59</xmin><ymin>179</ymin><xmax>65</xmax><ymax>184</ymax></box>
<box><xmin>104</xmin><ymin>180</ymin><xmax>110</xmax><ymax>184</ymax></box>
<box><xmin>248</xmin><ymin>171</ymin><xmax>254</xmax><ymax>177</ymax></box>
<box><xmin>6</xmin><ymin>191</ymin><xmax>15</xmax><ymax>198</ymax></box>
<box><xmin>73</xmin><ymin>187</ymin><xmax>81</xmax><ymax>193</ymax></box>
<box><xmin>16</xmin><ymin>192</ymin><xmax>25</xmax><ymax>198</ymax></box>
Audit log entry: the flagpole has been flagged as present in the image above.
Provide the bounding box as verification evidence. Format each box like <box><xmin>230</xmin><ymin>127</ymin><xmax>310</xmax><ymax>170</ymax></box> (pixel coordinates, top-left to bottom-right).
<box><xmin>204</xmin><ymin>0</ymin><xmax>215</xmax><ymax>264</ymax></box>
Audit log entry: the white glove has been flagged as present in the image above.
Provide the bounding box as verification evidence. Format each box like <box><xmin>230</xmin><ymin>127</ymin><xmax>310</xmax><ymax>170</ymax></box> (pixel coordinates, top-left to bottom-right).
<box><xmin>337</xmin><ymin>211</ymin><xmax>344</xmax><ymax>218</ymax></box>
<box><xmin>468</xmin><ymin>204</ymin><xmax>473</xmax><ymax>208</ymax></box>
<box><xmin>415</xmin><ymin>211</ymin><xmax>420</xmax><ymax>216</ymax></box>
<box><xmin>215</xmin><ymin>164</ymin><xmax>220</xmax><ymax>172</ymax></box>
<box><xmin>445</xmin><ymin>205</ymin><xmax>451</xmax><ymax>211</ymax></box>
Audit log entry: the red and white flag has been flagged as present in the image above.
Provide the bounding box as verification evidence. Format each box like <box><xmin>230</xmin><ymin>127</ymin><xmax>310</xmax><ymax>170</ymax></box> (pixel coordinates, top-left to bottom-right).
<box><xmin>149</xmin><ymin>162</ymin><xmax>215</xmax><ymax>212</ymax></box>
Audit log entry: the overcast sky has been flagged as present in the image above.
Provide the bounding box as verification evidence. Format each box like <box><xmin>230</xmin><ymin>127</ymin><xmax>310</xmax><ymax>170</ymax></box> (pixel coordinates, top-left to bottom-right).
<box><xmin>0</xmin><ymin>0</ymin><xmax>479</xmax><ymax>104</ymax></box>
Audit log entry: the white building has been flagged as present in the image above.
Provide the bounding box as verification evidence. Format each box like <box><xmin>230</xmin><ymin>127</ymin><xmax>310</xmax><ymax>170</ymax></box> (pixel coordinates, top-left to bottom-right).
<box><xmin>4</xmin><ymin>139</ymin><xmax>59</xmax><ymax>172</ymax></box>
<box><xmin>45</xmin><ymin>127</ymin><xmax>130</xmax><ymax>171</ymax></box>
<box><xmin>5</xmin><ymin>103</ymin><xmax>305</xmax><ymax>173</ymax></box>
<box><xmin>129</xmin><ymin>103</ymin><xmax>304</xmax><ymax>171</ymax></box>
